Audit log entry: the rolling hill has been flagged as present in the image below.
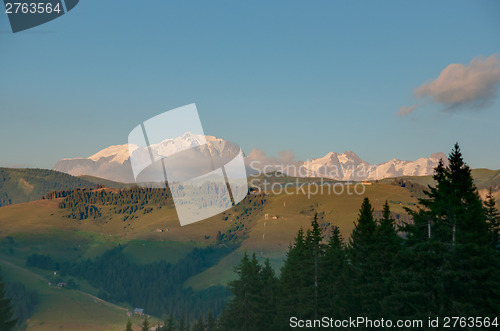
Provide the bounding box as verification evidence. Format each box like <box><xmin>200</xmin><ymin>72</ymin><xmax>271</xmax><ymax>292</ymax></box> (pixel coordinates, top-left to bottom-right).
<box><xmin>0</xmin><ymin>168</ymin><xmax>98</xmax><ymax>207</ymax></box>
<box><xmin>0</xmin><ymin>167</ymin><xmax>498</xmax><ymax>329</ymax></box>
<box><xmin>0</xmin><ymin>168</ymin><xmax>131</xmax><ymax>208</ymax></box>
<box><xmin>0</xmin><ymin>180</ymin><xmax>417</xmax><ymax>286</ymax></box>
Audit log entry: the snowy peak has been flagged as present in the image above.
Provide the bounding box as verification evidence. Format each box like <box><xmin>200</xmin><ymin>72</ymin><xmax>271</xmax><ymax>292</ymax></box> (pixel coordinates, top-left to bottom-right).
<box><xmin>302</xmin><ymin>150</ymin><xmax>372</xmax><ymax>180</ymax></box>
<box><xmin>53</xmin><ymin>133</ymin><xmax>242</xmax><ymax>182</ymax></box>
<box><xmin>88</xmin><ymin>144</ymin><xmax>134</xmax><ymax>165</ymax></box>
<box><xmin>53</xmin><ymin>133</ymin><xmax>446</xmax><ymax>183</ymax></box>
<box><xmin>84</xmin><ymin>132</ymin><xmax>233</xmax><ymax>166</ymax></box>
<box><xmin>297</xmin><ymin>150</ymin><xmax>444</xmax><ymax>181</ymax></box>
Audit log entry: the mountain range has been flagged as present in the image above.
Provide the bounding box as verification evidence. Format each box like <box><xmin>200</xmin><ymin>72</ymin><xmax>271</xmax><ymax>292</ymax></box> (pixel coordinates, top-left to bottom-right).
<box><xmin>53</xmin><ymin>132</ymin><xmax>447</xmax><ymax>183</ymax></box>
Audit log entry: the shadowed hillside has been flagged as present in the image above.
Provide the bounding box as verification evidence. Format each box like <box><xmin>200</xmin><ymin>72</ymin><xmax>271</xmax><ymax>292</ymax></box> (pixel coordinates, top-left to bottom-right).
<box><xmin>0</xmin><ymin>168</ymin><xmax>130</xmax><ymax>207</ymax></box>
<box><xmin>0</xmin><ymin>168</ymin><xmax>98</xmax><ymax>207</ymax></box>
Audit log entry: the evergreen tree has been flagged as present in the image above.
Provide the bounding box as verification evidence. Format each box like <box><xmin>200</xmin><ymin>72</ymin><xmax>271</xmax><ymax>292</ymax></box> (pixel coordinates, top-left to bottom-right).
<box><xmin>219</xmin><ymin>252</ymin><xmax>262</xmax><ymax>330</ymax></box>
<box><xmin>192</xmin><ymin>316</ymin><xmax>204</xmax><ymax>331</ymax></box>
<box><xmin>177</xmin><ymin>312</ymin><xmax>187</xmax><ymax>331</ymax></box>
<box><xmin>206</xmin><ymin>312</ymin><xmax>216</xmax><ymax>331</ymax></box>
<box><xmin>164</xmin><ymin>314</ymin><xmax>175</xmax><ymax>331</ymax></box>
<box><xmin>376</xmin><ymin>201</ymin><xmax>402</xmax><ymax>255</ymax></box>
<box><xmin>275</xmin><ymin>215</ymin><xmax>328</xmax><ymax>328</ymax></box>
<box><xmin>447</xmin><ymin>144</ymin><xmax>488</xmax><ymax>245</ymax></box>
<box><xmin>347</xmin><ymin>197</ymin><xmax>378</xmax><ymax>316</ymax></box>
<box><xmin>348</xmin><ymin>197</ymin><xmax>377</xmax><ymax>266</ymax></box>
<box><xmin>304</xmin><ymin>213</ymin><xmax>324</xmax><ymax>320</ymax></box>
<box><xmin>215</xmin><ymin>144</ymin><xmax>500</xmax><ymax>327</ymax></box>
<box><xmin>257</xmin><ymin>259</ymin><xmax>278</xmax><ymax>330</ymax></box>
<box><xmin>406</xmin><ymin>143</ymin><xmax>488</xmax><ymax>246</ymax></box>
<box><xmin>274</xmin><ymin>228</ymin><xmax>308</xmax><ymax>328</ymax></box>
<box><xmin>385</xmin><ymin>240</ymin><xmax>451</xmax><ymax>320</ymax></box>
<box><xmin>484</xmin><ymin>188</ymin><xmax>500</xmax><ymax>249</ymax></box>
<box><xmin>3</xmin><ymin>281</ymin><xmax>38</xmax><ymax>329</ymax></box>
<box><xmin>125</xmin><ymin>318</ymin><xmax>133</xmax><ymax>331</ymax></box>
<box><xmin>0</xmin><ymin>273</ymin><xmax>16</xmax><ymax>331</ymax></box>
<box><xmin>141</xmin><ymin>316</ymin><xmax>150</xmax><ymax>331</ymax></box>
<box><xmin>372</xmin><ymin>201</ymin><xmax>402</xmax><ymax>314</ymax></box>
<box><xmin>446</xmin><ymin>243</ymin><xmax>500</xmax><ymax>316</ymax></box>
<box><xmin>390</xmin><ymin>144</ymin><xmax>499</xmax><ymax>318</ymax></box>
<box><xmin>319</xmin><ymin>225</ymin><xmax>349</xmax><ymax>318</ymax></box>
<box><xmin>403</xmin><ymin>159</ymin><xmax>447</xmax><ymax>244</ymax></box>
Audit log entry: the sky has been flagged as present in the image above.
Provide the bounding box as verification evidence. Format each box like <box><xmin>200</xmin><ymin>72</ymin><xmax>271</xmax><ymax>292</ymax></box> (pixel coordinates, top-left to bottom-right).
<box><xmin>1</xmin><ymin>0</ymin><xmax>500</xmax><ymax>170</ymax></box>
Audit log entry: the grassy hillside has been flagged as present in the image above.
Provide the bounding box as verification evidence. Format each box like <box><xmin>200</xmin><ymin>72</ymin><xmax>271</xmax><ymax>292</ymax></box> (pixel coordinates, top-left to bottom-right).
<box><xmin>0</xmin><ymin>169</ymin><xmax>496</xmax><ymax>327</ymax></box>
<box><xmin>0</xmin><ymin>181</ymin><xmax>417</xmax><ymax>292</ymax></box>
<box><xmin>185</xmin><ymin>182</ymin><xmax>417</xmax><ymax>289</ymax></box>
<box><xmin>0</xmin><ymin>256</ymin><xmax>148</xmax><ymax>331</ymax></box>
<box><xmin>0</xmin><ymin>168</ymin><xmax>98</xmax><ymax>207</ymax></box>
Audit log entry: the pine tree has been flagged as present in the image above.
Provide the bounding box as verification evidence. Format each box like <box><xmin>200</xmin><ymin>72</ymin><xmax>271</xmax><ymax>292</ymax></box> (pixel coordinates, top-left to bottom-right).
<box><xmin>274</xmin><ymin>215</ymin><xmax>328</xmax><ymax>328</ymax></box>
<box><xmin>164</xmin><ymin>314</ymin><xmax>175</xmax><ymax>331</ymax></box>
<box><xmin>403</xmin><ymin>159</ymin><xmax>446</xmax><ymax>244</ymax></box>
<box><xmin>206</xmin><ymin>312</ymin><xmax>216</xmax><ymax>331</ymax></box>
<box><xmin>384</xmin><ymin>240</ymin><xmax>451</xmax><ymax>320</ymax></box>
<box><xmin>376</xmin><ymin>201</ymin><xmax>402</xmax><ymax>255</ymax></box>
<box><xmin>218</xmin><ymin>252</ymin><xmax>262</xmax><ymax>330</ymax></box>
<box><xmin>446</xmin><ymin>242</ymin><xmax>500</xmax><ymax>316</ymax></box>
<box><xmin>177</xmin><ymin>312</ymin><xmax>187</xmax><ymax>331</ymax></box>
<box><xmin>0</xmin><ymin>273</ymin><xmax>16</xmax><ymax>331</ymax></box>
<box><xmin>372</xmin><ymin>201</ymin><xmax>402</xmax><ymax>314</ymax></box>
<box><xmin>274</xmin><ymin>227</ymin><xmax>308</xmax><ymax>328</ymax></box>
<box><xmin>390</xmin><ymin>144</ymin><xmax>500</xmax><ymax>318</ymax></box>
<box><xmin>192</xmin><ymin>316</ymin><xmax>204</xmax><ymax>331</ymax></box>
<box><xmin>347</xmin><ymin>197</ymin><xmax>378</xmax><ymax>316</ymax></box>
<box><xmin>447</xmin><ymin>144</ymin><xmax>488</xmax><ymax>245</ymax></box>
<box><xmin>484</xmin><ymin>188</ymin><xmax>500</xmax><ymax>249</ymax></box>
<box><xmin>348</xmin><ymin>197</ymin><xmax>377</xmax><ymax>266</ymax></box>
<box><xmin>304</xmin><ymin>213</ymin><xmax>324</xmax><ymax>320</ymax></box>
<box><xmin>125</xmin><ymin>318</ymin><xmax>133</xmax><ymax>331</ymax></box>
<box><xmin>406</xmin><ymin>143</ymin><xmax>488</xmax><ymax>246</ymax></box>
<box><xmin>141</xmin><ymin>316</ymin><xmax>150</xmax><ymax>331</ymax></box>
<box><xmin>257</xmin><ymin>259</ymin><xmax>278</xmax><ymax>330</ymax></box>
<box><xmin>319</xmin><ymin>225</ymin><xmax>349</xmax><ymax>318</ymax></box>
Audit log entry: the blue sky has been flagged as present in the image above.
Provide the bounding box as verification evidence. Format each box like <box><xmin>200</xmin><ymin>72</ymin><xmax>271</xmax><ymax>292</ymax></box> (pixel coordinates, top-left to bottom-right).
<box><xmin>1</xmin><ymin>0</ymin><xmax>499</xmax><ymax>169</ymax></box>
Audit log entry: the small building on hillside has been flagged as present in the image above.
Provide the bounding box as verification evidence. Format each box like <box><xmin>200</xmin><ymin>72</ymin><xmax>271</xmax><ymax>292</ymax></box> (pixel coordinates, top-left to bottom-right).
<box><xmin>134</xmin><ymin>308</ymin><xmax>144</xmax><ymax>315</ymax></box>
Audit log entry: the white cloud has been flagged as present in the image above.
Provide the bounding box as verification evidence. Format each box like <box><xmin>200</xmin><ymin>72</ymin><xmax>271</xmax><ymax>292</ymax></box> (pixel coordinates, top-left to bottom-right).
<box><xmin>416</xmin><ymin>54</ymin><xmax>500</xmax><ymax>110</ymax></box>
<box><xmin>398</xmin><ymin>54</ymin><xmax>500</xmax><ymax>116</ymax></box>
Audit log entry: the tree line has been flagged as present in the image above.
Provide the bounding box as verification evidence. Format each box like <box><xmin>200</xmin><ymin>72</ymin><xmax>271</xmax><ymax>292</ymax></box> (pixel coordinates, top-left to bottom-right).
<box><xmin>53</xmin><ymin>186</ymin><xmax>173</xmax><ymax>220</ymax></box>
<box><xmin>25</xmin><ymin>244</ymin><xmax>232</xmax><ymax>323</ymax></box>
<box><xmin>0</xmin><ymin>269</ymin><xmax>39</xmax><ymax>331</ymax></box>
<box><xmin>218</xmin><ymin>144</ymin><xmax>500</xmax><ymax>330</ymax></box>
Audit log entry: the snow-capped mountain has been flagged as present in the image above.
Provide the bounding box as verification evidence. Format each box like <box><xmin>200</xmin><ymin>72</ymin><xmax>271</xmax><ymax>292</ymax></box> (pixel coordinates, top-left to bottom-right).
<box><xmin>54</xmin><ymin>132</ymin><xmax>240</xmax><ymax>182</ymax></box>
<box><xmin>53</xmin><ymin>133</ymin><xmax>446</xmax><ymax>183</ymax></box>
<box><xmin>298</xmin><ymin>151</ymin><xmax>446</xmax><ymax>180</ymax></box>
<box><xmin>300</xmin><ymin>151</ymin><xmax>373</xmax><ymax>180</ymax></box>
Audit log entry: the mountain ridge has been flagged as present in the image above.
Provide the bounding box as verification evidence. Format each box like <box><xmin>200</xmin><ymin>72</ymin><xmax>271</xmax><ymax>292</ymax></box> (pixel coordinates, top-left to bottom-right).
<box><xmin>53</xmin><ymin>133</ymin><xmax>450</xmax><ymax>182</ymax></box>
